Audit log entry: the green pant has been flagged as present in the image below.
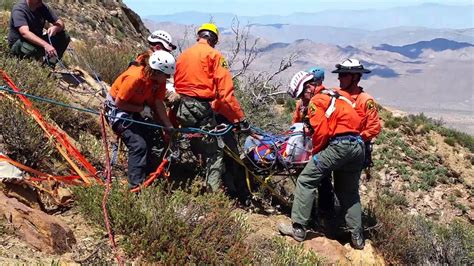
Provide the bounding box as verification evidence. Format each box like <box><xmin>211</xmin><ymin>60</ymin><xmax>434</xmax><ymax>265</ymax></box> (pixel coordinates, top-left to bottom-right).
<box><xmin>291</xmin><ymin>138</ymin><xmax>365</xmax><ymax>234</ymax></box>
<box><xmin>10</xmin><ymin>31</ymin><xmax>70</xmax><ymax>61</ymax></box>
<box><xmin>175</xmin><ymin>97</ymin><xmax>225</xmax><ymax>191</ymax></box>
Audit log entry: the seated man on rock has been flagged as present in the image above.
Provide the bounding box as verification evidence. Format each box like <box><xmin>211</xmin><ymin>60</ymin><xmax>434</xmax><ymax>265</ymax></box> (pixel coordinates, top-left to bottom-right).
<box><xmin>8</xmin><ymin>0</ymin><xmax>70</xmax><ymax>67</ymax></box>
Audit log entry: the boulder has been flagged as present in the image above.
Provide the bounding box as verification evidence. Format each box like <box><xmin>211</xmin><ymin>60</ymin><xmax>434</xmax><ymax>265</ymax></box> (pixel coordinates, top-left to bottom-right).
<box><xmin>0</xmin><ymin>192</ymin><xmax>76</xmax><ymax>254</ymax></box>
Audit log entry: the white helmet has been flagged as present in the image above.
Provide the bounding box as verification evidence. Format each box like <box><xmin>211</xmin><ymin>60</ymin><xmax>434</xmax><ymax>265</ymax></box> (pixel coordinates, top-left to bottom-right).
<box><xmin>332</xmin><ymin>58</ymin><xmax>371</xmax><ymax>74</ymax></box>
<box><xmin>149</xmin><ymin>50</ymin><xmax>176</xmax><ymax>75</ymax></box>
<box><xmin>148</xmin><ymin>30</ymin><xmax>176</xmax><ymax>51</ymax></box>
<box><xmin>288</xmin><ymin>71</ymin><xmax>314</xmax><ymax>98</ymax></box>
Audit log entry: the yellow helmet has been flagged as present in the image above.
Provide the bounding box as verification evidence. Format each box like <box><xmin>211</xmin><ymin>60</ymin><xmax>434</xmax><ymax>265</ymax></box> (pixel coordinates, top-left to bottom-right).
<box><xmin>197</xmin><ymin>23</ymin><xmax>219</xmax><ymax>37</ymax></box>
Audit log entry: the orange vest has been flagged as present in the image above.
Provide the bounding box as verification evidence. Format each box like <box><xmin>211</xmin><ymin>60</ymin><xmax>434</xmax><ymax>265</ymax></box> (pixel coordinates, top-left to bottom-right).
<box><xmin>307</xmin><ymin>88</ymin><xmax>361</xmax><ymax>154</ymax></box>
<box><xmin>174</xmin><ymin>39</ymin><xmax>244</xmax><ymax>122</ymax></box>
<box><xmin>109</xmin><ymin>65</ymin><xmax>166</xmax><ymax>106</ymax></box>
<box><xmin>350</xmin><ymin>88</ymin><xmax>381</xmax><ymax>142</ymax></box>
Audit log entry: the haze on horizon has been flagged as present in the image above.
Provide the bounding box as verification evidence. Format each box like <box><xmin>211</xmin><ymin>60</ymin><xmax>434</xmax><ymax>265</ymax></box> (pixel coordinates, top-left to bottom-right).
<box><xmin>123</xmin><ymin>0</ymin><xmax>473</xmax><ymax>18</ymax></box>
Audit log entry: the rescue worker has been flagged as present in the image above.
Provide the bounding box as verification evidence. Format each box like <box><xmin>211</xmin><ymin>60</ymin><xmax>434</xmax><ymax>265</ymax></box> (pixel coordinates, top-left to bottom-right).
<box><xmin>104</xmin><ymin>50</ymin><xmax>175</xmax><ymax>189</ymax></box>
<box><xmin>288</xmin><ymin>70</ymin><xmax>335</xmax><ymax>224</ymax></box>
<box><xmin>292</xmin><ymin>67</ymin><xmax>325</xmax><ymax>124</ymax></box>
<box><xmin>173</xmin><ymin>23</ymin><xmax>247</xmax><ymax>192</ymax></box>
<box><xmin>213</xmin><ymin>101</ymin><xmax>251</xmax><ymax>206</ymax></box>
<box><xmin>279</xmin><ymin>71</ymin><xmax>366</xmax><ymax>250</ymax></box>
<box><xmin>8</xmin><ymin>0</ymin><xmax>71</xmax><ymax>67</ymax></box>
<box><xmin>332</xmin><ymin>59</ymin><xmax>381</xmax><ymax>171</ymax></box>
<box><xmin>147</xmin><ymin>30</ymin><xmax>177</xmax><ymax>53</ymax></box>
<box><xmin>132</xmin><ymin>30</ymin><xmax>176</xmax><ymax>66</ymax></box>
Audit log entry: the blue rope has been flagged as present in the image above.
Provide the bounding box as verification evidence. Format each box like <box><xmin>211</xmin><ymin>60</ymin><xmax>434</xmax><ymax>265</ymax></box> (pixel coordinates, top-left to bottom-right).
<box><xmin>0</xmin><ymin>85</ymin><xmax>233</xmax><ymax>136</ymax></box>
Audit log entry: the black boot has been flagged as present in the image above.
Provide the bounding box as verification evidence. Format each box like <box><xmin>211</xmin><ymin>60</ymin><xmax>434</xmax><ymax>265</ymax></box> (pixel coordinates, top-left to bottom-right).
<box><xmin>351</xmin><ymin>230</ymin><xmax>365</xmax><ymax>250</ymax></box>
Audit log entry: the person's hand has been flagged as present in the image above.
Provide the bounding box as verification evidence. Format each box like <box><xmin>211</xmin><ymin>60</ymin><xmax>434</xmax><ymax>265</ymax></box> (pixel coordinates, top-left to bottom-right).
<box><xmin>167</xmin><ymin>92</ymin><xmax>181</xmax><ymax>103</ymax></box>
<box><xmin>44</xmin><ymin>43</ymin><xmax>57</xmax><ymax>58</ymax></box>
<box><xmin>47</xmin><ymin>26</ymin><xmax>60</xmax><ymax>37</ymax></box>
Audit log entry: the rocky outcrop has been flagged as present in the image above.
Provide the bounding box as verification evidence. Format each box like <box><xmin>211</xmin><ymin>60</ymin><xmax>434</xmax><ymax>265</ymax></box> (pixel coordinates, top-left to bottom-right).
<box><xmin>49</xmin><ymin>0</ymin><xmax>149</xmax><ymax>48</ymax></box>
<box><xmin>0</xmin><ymin>192</ymin><xmax>76</xmax><ymax>254</ymax></box>
<box><xmin>119</xmin><ymin>2</ymin><xmax>150</xmax><ymax>40</ymax></box>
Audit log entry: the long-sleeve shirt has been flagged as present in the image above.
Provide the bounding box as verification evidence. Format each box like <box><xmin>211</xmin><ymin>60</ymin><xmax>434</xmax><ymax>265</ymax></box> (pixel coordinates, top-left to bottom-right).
<box><xmin>350</xmin><ymin>88</ymin><xmax>381</xmax><ymax>142</ymax></box>
<box><xmin>174</xmin><ymin>39</ymin><xmax>244</xmax><ymax>123</ymax></box>
<box><xmin>307</xmin><ymin>87</ymin><xmax>361</xmax><ymax>154</ymax></box>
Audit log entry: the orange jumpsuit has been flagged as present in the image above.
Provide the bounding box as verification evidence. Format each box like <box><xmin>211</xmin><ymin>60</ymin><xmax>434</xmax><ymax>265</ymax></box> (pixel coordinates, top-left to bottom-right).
<box><xmin>307</xmin><ymin>87</ymin><xmax>361</xmax><ymax>154</ymax></box>
<box><xmin>349</xmin><ymin>87</ymin><xmax>381</xmax><ymax>142</ymax></box>
<box><xmin>174</xmin><ymin>39</ymin><xmax>244</xmax><ymax>123</ymax></box>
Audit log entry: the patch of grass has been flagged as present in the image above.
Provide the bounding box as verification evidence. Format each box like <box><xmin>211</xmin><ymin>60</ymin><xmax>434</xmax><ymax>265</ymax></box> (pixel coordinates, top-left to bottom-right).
<box><xmin>258</xmin><ymin>238</ymin><xmax>323</xmax><ymax>264</ymax></box>
<box><xmin>368</xmin><ymin>195</ymin><xmax>474</xmax><ymax>264</ymax></box>
<box><xmin>381</xmin><ymin>188</ymin><xmax>409</xmax><ymax>207</ymax></box>
<box><xmin>453</xmin><ymin>202</ymin><xmax>468</xmax><ymax>213</ymax></box>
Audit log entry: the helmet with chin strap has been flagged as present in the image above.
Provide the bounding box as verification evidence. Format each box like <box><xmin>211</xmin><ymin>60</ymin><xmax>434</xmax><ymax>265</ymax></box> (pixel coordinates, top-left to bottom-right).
<box><xmin>288</xmin><ymin>71</ymin><xmax>314</xmax><ymax>99</ymax></box>
<box><xmin>148</xmin><ymin>30</ymin><xmax>176</xmax><ymax>51</ymax></box>
<box><xmin>332</xmin><ymin>58</ymin><xmax>371</xmax><ymax>74</ymax></box>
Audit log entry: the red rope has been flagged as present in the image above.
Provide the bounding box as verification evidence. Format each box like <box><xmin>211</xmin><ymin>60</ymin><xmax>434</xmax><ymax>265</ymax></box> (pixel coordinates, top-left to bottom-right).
<box><xmin>0</xmin><ymin>70</ymin><xmax>101</xmax><ymax>184</ymax></box>
<box><xmin>99</xmin><ymin>112</ymin><xmax>124</xmax><ymax>265</ymax></box>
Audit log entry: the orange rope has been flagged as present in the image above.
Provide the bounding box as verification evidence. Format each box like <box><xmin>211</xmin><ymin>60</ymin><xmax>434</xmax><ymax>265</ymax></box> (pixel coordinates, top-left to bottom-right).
<box><xmin>129</xmin><ymin>159</ymin><xmax>169</xmax><ymax>193</ymax></box>
<box><xmin>0</xmin><ymin>70</ymin><xmax>102</xmax><ymax>185</ymax></box>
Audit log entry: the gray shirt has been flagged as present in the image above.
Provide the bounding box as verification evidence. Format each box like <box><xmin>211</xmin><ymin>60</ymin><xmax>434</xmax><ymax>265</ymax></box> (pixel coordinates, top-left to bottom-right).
<box><xmin>8</xmin><ymin>0</ymin><xmax>58</xmax><ymax>46</ymax></box>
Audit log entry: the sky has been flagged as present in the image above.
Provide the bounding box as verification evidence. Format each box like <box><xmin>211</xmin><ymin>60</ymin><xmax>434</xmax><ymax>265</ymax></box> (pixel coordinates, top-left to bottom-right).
<box><xmin>123</xmin><ymin>0</ymin><xmax>473</xmax><ymax>17</ymax></box>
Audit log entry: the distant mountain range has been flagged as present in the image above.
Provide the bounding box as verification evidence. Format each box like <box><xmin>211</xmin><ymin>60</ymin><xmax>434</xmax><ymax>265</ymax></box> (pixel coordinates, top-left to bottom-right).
<box><xmin>147</xmin><ymin>19</ymin><xmax>474</xmax><ymax>133</ymax></box>
<box><xmin>246</xmin><ymin>25</ymin><xmax>474</xmax><ymax>46</ymax></box>
<box><xmin>146</xmin><ymin>3</ymin><xmax>474</xmax><ymax>30</ymax></box>
<box><xmin>373</xmin><ymin>38</ymin><xmax>474</xmax><ymax>58</ymax></box>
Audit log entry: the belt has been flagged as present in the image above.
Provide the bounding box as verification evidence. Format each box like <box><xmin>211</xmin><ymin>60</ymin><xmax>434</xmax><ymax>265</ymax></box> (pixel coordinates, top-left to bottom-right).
<box><xmin>329</xmin><ymin>133</ymin><xmax>362</xmax><ymax>144</ymax></box>
<box><xmin>180</xmin><ymin>94</ymin><xmax>214</xmax><ymax>103</ymax></box>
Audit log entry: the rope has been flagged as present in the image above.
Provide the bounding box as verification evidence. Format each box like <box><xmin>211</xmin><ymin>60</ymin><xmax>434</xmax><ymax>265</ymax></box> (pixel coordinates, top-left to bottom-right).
<box><xmin>46</xmin><ymin>35</ymin><xmax>84</xmax><ymax>85</ymax></box>
<box><xmin>222</xmin><ymin>145</ymin><xmax>291</xmax><ymax>207</ymax></box>
<box><xmin>99</xmin><ymin>112</ymin><xmax>124</xmax><ymax>265</ymax></box>
<box><xmin>0</xmin><ymin>73</ymin><xmax>101</xmax><ymax>184</ymax></box>
<box><xmin>0</xmin><ymin>85</ymin><xmax>233</xmax><ymax>136</ymax></box>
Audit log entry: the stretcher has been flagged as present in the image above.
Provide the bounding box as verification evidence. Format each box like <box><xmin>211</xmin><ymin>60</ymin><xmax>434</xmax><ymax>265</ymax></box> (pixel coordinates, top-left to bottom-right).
<box><xmin>226</xmin><ymin>123</ymin><xmax>313</xmax><ymax>208</ymax></box>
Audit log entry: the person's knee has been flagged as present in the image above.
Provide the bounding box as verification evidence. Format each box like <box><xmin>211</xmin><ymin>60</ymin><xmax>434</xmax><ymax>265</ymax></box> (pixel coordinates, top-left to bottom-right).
<box><xmin>124</xmin><ymin>133</ymin><xmax>148</xmax><ymax>154</ymax></box>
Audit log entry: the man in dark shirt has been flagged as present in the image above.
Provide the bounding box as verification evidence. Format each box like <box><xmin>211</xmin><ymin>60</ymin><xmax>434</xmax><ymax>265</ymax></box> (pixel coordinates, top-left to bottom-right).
<box><xmin>8</xmin><ymin>0</ymin><xmax>70</xmax><ymax>65</ymax></box>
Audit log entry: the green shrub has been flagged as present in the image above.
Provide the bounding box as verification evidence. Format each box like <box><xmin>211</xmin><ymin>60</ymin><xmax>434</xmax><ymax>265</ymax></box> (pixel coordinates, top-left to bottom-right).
<box><xmin>437</xmin><ymin>127</ymin><xmax>474</xmax><ymax>152</ymax></box>
<box><xmin>74</xmin><ymin>182</ymin><xmax>252</xmax><ymax>263</ymax></box>
<box><xmin>0</xmin><ymin>0</ymin><xmax>15</xmax><ymax>11</ymax></box>
<box><xmin>384</xmin><ymin>116</ymin><xmax>403</xmax><ymax>129</ymax></box>
<box><xmin>73</xmin><ymin>182</ymin><xmax>324</xmax><ymax>263</ymax></box>
<box><xmin>369</xmin><ymin>196</ymin><xmax>474</xmax><ymax>264</ymax></box>
<box><xmin>71</xmin><ymin>42</ymin><xmax>136</xmax><ymax>84</ymax></box>
<box><xmin>444</xmin><ymin>136</ymin><xmax>456</xmax><ymax>147</ymax></box>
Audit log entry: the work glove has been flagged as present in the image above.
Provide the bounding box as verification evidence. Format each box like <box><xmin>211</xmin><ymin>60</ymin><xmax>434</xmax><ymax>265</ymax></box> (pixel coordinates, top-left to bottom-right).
<box><xmin>167</xmin><ymin>91</ymin><xmax>181</xmax><ymax>104</ymax></box>
<box><xmin>234</xmin><ymin>120</ymin><xmax>251</xmax><ymax>133</ymax></box>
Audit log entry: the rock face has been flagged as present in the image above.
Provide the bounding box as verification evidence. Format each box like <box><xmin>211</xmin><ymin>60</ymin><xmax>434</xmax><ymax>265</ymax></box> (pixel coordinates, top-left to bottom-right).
<box><xmin>0</xmin><ymin>192</ymin><xmax>76</xmax><ymax>254</ymax></box>
<box><xmin>49</xmin><ymin>0</ymin><xmax>149</xmax><ymax>48</ymax></box>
